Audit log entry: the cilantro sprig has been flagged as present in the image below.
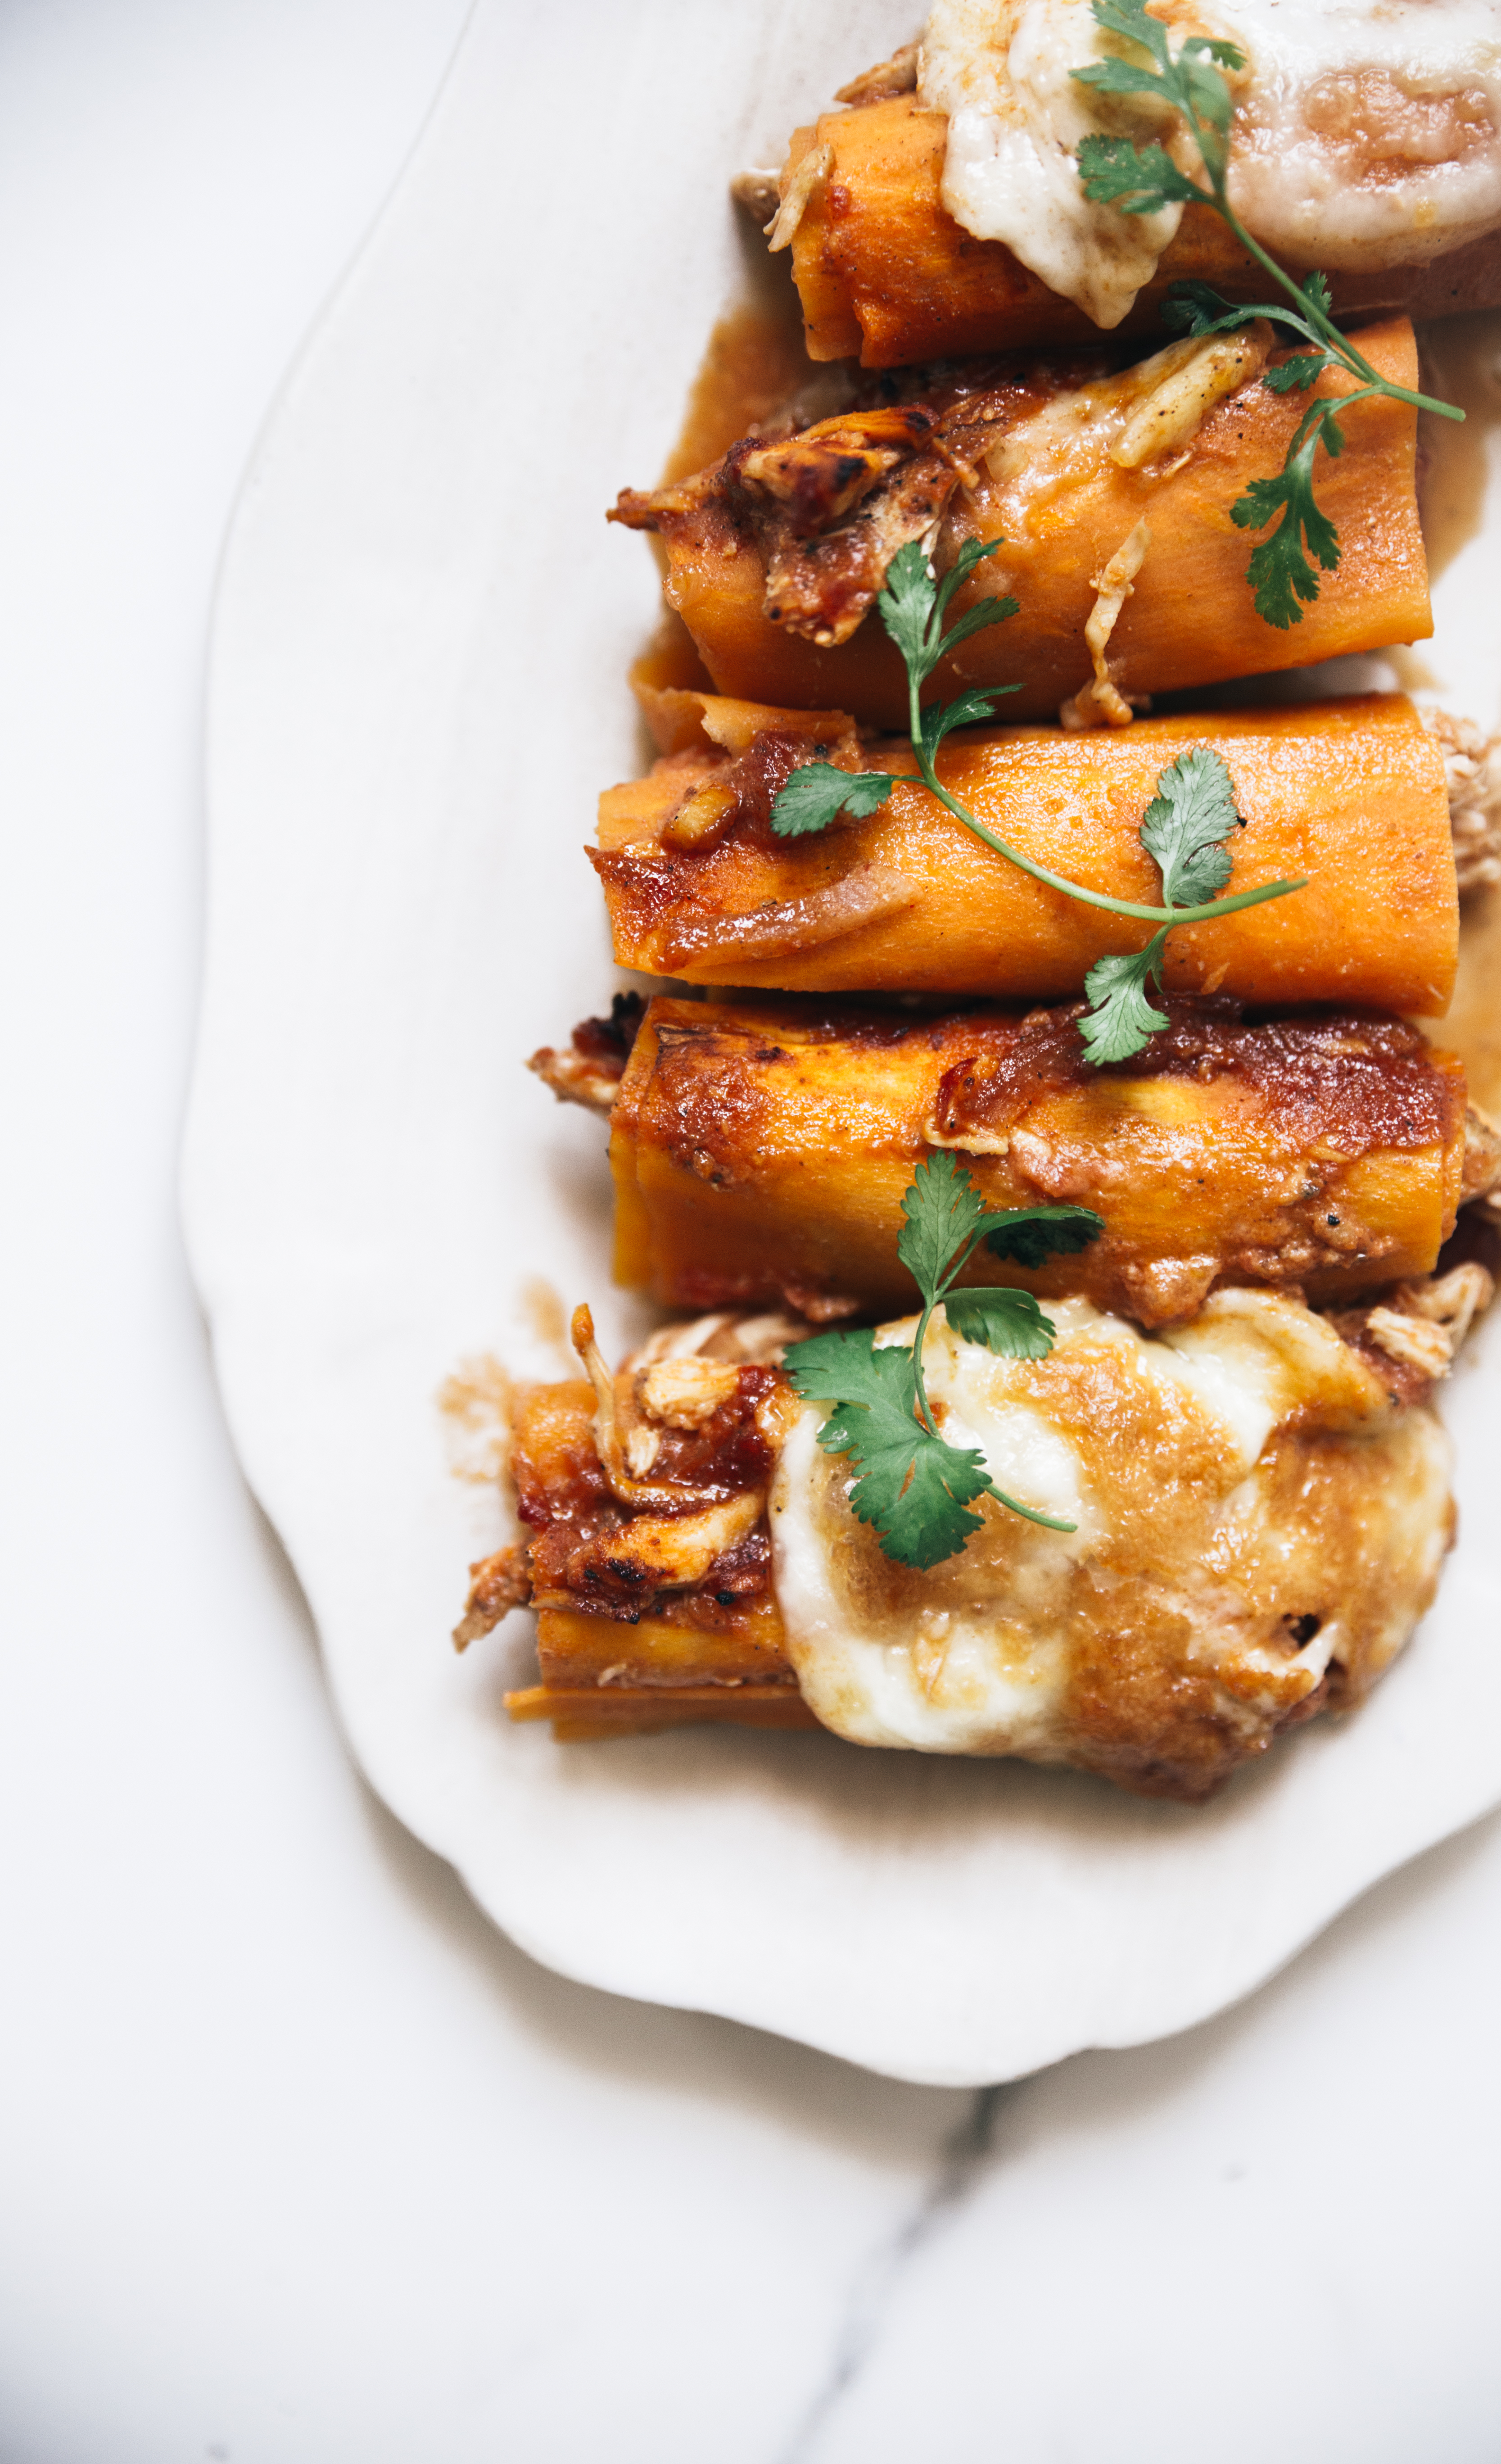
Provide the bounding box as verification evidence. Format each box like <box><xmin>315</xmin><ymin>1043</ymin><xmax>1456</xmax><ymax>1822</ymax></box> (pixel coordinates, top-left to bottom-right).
<box><xmin>1071</xmin><ymin>0</ymin><xmax>1462</xmax><ymax>626</ymax></box>
<box><xmin>769</xmin><ymin>538</ymin><xmax>1302</xmax><ymax>1060</ymax></box>
<box><xmin>783</xmin><ymin>1155</ymin><xmax>1105</xmax><ymax>1569</ymax></box>
<box><xmin>1080</xmin><ymin>741</ymin><xmax>1262</xmax><ymax>1059</ymax></box>
<box><xmin>765</xmin><ymin>535</ymin><xmax>1024</xmax><ymax>839</ymax></box>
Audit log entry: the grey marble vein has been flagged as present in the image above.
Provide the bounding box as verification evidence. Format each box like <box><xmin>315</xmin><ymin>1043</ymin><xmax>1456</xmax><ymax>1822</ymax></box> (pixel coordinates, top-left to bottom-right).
<box><xmin>777</xmin><ymin>2083</ymin><xmax>1010</xmax><ymax>2464</ymax></box>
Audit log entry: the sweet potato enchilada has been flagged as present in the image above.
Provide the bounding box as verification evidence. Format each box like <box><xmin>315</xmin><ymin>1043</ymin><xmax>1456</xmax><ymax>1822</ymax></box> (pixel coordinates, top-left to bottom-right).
<box><xmin>459</xmin><ymin>2</ymin><xmax>1501</xmax><ymax>1801</ymax></box>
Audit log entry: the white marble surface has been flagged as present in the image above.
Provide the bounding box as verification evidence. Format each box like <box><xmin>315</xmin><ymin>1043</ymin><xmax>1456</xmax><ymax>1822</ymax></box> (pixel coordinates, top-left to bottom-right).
<box><xmin>2</xmin><ymin>4</ymin><xmax>1501</xmax><ymax>2458</ymax></box>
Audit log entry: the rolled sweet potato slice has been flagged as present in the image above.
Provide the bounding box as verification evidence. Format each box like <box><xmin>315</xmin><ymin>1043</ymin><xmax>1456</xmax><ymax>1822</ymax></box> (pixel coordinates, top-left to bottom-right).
<box><xmin>607</xmin><ymin>995</ymin><xmax>1469</xmax><ymax>1327</ymax></box>
<box><xmin>484</xmin><ymin>1281</ymin><xmax>1490</xmax><ymax>1792</ymax></box>
<box><xmin>612</xmin><ymin>319</ymin><xmax>1430</xmax><ymax>727</ymax></box>
<box><xmin>781</xmin><ymin>100</ymin><xmax>1501</xmax><ymax>367</ymax></box>
<box><xmin>490</xmin><ymin>1350</ymin><xmax>814</xmax><ymax>1741</ymax></box>
<box><xmin>594</xmin><ymin>691</ymin><xmax>1458</xmax><ymax>1015</ymax></box>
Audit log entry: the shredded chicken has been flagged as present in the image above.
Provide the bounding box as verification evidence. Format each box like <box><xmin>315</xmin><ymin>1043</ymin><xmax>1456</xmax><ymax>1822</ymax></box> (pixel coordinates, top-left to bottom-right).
<box><xmin>763</xmin><ymin>455</ymin><xmax>955</xmax><ymax>646</ymax></box>
<box><xmin>738</xmin><ymin>433</ymin><xmax>909</xmax><ymax>530</ymax></box>
<box><xmin>571</xmin><ymin>1303</ymin><xmax>727</xmax><ymax>1511</ymax></box>
<box><xmin>1060</xmin><ymin>520</ymin><xmax>1153</xmax><ymax>730</ymax></box>
<box><xmin>526</xmin><ymin>1042</ymin><xmax>621</xmax><ymax>1114</ymax></box>
<box><xmin>628</xmin><ymin>1313</ymin><xmax>742</xmax><ymax>1370</ymax></box>
<box><xmin>1111</xmin><ymin>325</ymin><xmax>1274</xmax><ymax>471</ymax></box>
<box><xmin>606</xmin><ymin>1333</ymin><xmax>783</xmax><ymax>1477</ymax></box>
<box><xmin>1424</xmin><ymin>707</ymin><xmax>1501</xmax><ymax>895</ymax></box>
<box><xmin>1365</xmin><ymin>1262</ymin><xmax>1495</xmax><ymax>1377</ymax></box>
<box><xmin>563</xmin><ymin>1490</ymin><xmax>767</xmax><ymax>1596</ymax></box>
<box><xmin>623</xmin><ymin>1423</ymin><xmax>661</xmax><ymax>1479</ymax></box>
<box><xmin>1365</xmin><ymin>1306</ymin><xmax>1461</xmax><ymax>1377</ymax></box>
<box><xmin>660</xmin><ymin>776</ymin><xmax>741</xmax><ymax>853</ymax></box>
<box><xmin>526</xmin><ymin>993</ymin><xmax>643</xmax><ymax>1116</ymax></box>
<box><xmin>834</xmin><ymin>40</ymin><xmax>920</xmax><ymax>107</ymax></box>
<box><xmin>613</xmin><ymin>390</ymin><xmax>1020</xmax><ymax>652</ymax></box>
<box><xmin>726</xmin><ymin>1311</ymin><xmax>814</xmax><ymax>1362</ymax></box>
<box><xmin>453</xmin><ymin>1546</ymin><xmax>531</xmax><ymax>1650</ymax></box>
<box><xmin>627</xmin><ymin>1311</ymin><xmax>810</xmax><ymax>1371</ymax></box>
<box><xmin>738</xmin><ymin>408</ymin><xmax>958</xmax><ymax>648</ymax></box>
<box><xmin>766</xmin><ymin>143</ymin><xmax>834</xmax><ymax>252</ymax></box>
<box><xmin>638</xmin><ymin>1357</ymin><xmax>744</xmax><ymax>1429</ymax></box>
<box><xmin>1462</xmin><ymin>1102</ymin><xmax>1501</xmax><ymax>1203</ymax></box>
<box><xmin>781</xmin><ymin>1282</ymin><xmax>863</xmax><ymax>1324</ymax></box>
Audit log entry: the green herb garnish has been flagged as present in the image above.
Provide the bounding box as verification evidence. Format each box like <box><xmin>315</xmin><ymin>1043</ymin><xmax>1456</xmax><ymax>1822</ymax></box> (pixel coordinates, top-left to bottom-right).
<box><xmin>769</xmin><ymin>537</ymin><xmax>1302</xmax><ymax>1060</ymax></box>
<box><xmin>1080</xmin><ymin>740</ymin><xmax>1246</xmax><ymax>1060</ymax></box>
<box><xmin>783</xmin><ymin>1155</ymin><xmax>1104</xmax><ymax>1569</ymax></box>
<box><xmin>1071</xmin><ymin>0</ymin><xmax>1462</xmax><ymax>627</ymax></box>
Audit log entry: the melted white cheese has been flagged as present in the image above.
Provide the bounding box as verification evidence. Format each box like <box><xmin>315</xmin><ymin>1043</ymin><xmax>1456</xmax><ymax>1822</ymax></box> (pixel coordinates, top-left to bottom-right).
<box><xmin>769</xmin><ymin>1292</ymin><xmax>1450</xmax><ymax>1760</ymax></box>
<box><xmin>921</xmin><ymin>0</ymin><xmax>1189</xmax><ymax>326</ymax></box>
<box><xmin>918</xmin><ymin>0</ymin><xmax>1501</xmax><ymax>323</ymax></box>
<box><xmin>1226</xmin><ymin>0</ymin><xmax>1501</xmax><ymax>269</ymax></box>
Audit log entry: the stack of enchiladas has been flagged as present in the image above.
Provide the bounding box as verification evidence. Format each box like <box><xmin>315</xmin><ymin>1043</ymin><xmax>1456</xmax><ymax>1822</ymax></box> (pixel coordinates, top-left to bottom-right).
<box><xmin>462</xmin><ymin>3</ymin><xmax>1501</xmax><ymax>1801</ymax></box>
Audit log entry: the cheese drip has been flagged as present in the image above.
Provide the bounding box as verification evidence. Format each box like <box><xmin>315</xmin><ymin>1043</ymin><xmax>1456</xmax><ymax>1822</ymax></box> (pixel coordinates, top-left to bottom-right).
<box><xmin>769</xmin><ymin>1291</ymin><xmax>1452</xmax><ymax>1777</ymax></box>
<box><xmin>918</xmin><ymin>0</ymin><xmax>1501</xmax><ymax>326</ymax></box>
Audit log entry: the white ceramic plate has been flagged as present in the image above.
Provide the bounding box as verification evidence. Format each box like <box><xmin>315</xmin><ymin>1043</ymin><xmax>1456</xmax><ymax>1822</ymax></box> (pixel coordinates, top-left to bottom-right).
<box><xmin>183</xmin><ymin>0</ymin><xmax>1501</xmax><ymax>2087</ymax></box>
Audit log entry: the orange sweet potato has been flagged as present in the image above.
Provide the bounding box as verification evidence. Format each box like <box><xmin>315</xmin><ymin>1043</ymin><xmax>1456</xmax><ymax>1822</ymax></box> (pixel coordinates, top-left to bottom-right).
<box><xmin>786</xmin><ymin>101</ymin><xmax>1501</xmax><ymax>366</ymax></box>
<box><xmin>610</xmin><ymin>996</ymin><xmax>1468</xmax><ymax>1327</ymax></box>
<box><xmin>620</xmin><ymin>320</ymin><xmax>1430</xmax><ymax>727</ymax></box>
<box><xmin>594</xmin><ymin>692</ymin><xmax>1457</xmax><ymax>1014</ymax></box>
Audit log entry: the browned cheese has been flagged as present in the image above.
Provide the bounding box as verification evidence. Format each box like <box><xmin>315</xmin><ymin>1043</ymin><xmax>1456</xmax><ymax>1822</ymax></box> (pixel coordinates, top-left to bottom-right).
<box><xmin>611</xmin><ymin>321</ymin><xmax>1431</xmax><ymax>725</ymax></box>
<box><xmin>609</xmin><ymin>995</ymin><xmax>1468</xmax><ymax>1327</ymax></box>
<box><xmin>493</xmin><ymin>1295</ymin><xmax>1460</xmax><ymax>1798</ymax></box>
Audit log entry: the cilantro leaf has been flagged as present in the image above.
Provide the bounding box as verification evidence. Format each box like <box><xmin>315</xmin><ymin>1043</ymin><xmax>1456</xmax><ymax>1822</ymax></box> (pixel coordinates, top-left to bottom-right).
<box><xmin>1072</xmin><ymin>56</ymin><xmax>1167</xmax><ymax>106</ymax></box>
<box><xmin>862</xmin><ymin>1427</ymin><xmax>995</xmax><ymax>1569</ymax></box>
<box><xmin>982</xmin><ymin>1204</ymin><xmax>1106</xmax><ymax>1268</ymax></box>
<box><xmin>1261</xmin><ymin>353</ymin><xmax>1329</xmax><ymax>395</ymax></box>
<box><xmin>931</xmin><ymin>534</ymin><xmax>1009</xmax><ymax>626</ymax></box>
<box><xmin>1075</xmin><ymin>132</ymin><xmax>1204</xmax><ymax>216</ymax></box>
<box><xmin>1065</xmin><ymin>0</ymin><xmax>1460</xmax><ymax>652</ymax></box>
<box><xmin>918</xmin><ymin>684</ymin><xmax>1020</xmax><ymax>761</ymax></box>
<box><xmin>1177</xmin><ymin>38</ymin><xmax>1243</xmax><ymax>135</ymax></box>
<box><xmin>896</xmin><ymin>1150</ymin><xmax>987</xmax><ymax>1298</ymax></box>
<box><xmin>783</xmin><ymin>1327</ymin><xmax>994</xmax><ymax>1570</ymax></box>
<box><xmin>1068</xmin><ymin>0</ymin><xmax>1458</xmax><ymax>641</ymax></box>
<box><xmin>1189</xmin><ymin>35</ymin><xmax>1249</xmax><ymax>72</ymax></box>
<box><xmin>1138</xmin><ymin>745</ymin><xmax>1243</xmax><ymax>907</ymax></box>
<box><xmin>1075</xmin><ymin>0</ymin><xmax>1241</xmax><ymax>177</ymax></box>
<box><xmin>1076</xmin><ymin>749</ymin><xmax>1250</xmax><ymax>1060</ymax></box>
<box><xmin>877</xmin><ymin>539</ymin><xmax>942</xmax><ymax>680</ymax></box>
<box><xmin>1230</xmin><ymin>402</ymin><xmax>1344</xmax><ymax>627</ymax></box>
<box><xmin>1079</xmin><ymin>942</ymin><xmax>1171</xmax><ymax>1062</ymax></box>
<box><xmin>770</xmin><ymin>762</ymin><xmax>896</xmax><ymax>839</ymax></box>
<box><xmin>1083</xmin><ymin>0</ymin><xmax>1246</xmax><ymax>101</ymax></box>
<box><xmin>899</xmin><ymin>1160</ymin><xmax>1106</xmax><ymax>1303</ymax></box>
<box><xmin>784</xmin><ymin>1157</ymin><xmax>1092</xmax><ymax>1565</ymax></box>
<box><xmin>784</xmin><ymin>1321</ymin><xmax>914</xmax><ymax>1424</ymax></box>
<box><xmin>1161</xmin><ymin>279</ymin><xmax>1236</xmax><ymax>335</ymax></box>
<box><xmin>934</xmin><ymin>592</ymin><xmax>1021</xmax><ymax>662</ymax></box>
<box><xmin>944</xmin><ymin>1287</ymin><xmax>1055</xmax><ymax>1361</ymax></box>
<box><xmin>1085</xmin><ymin>0</ymin><xmax>1171</xmax><ymax>67</ymax></box>
<box><xmin>878</xmin><ymin>536</ymin><xmax>1015</xmax><ymax>696</ymax></box>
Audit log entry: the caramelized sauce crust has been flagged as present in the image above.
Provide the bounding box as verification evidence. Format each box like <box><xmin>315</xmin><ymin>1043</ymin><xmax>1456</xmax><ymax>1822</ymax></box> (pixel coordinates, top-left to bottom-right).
<box><xmin>932</xmin><ymin>999</ymin><xmax>1467</xmax><ymax>1155</ymax></box>
<box><xmin>512</xmin><ymin>1372</ymin><xmax>782</xmax><ymax>1628</ymax></box>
